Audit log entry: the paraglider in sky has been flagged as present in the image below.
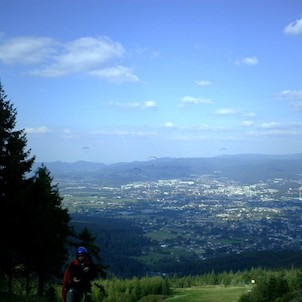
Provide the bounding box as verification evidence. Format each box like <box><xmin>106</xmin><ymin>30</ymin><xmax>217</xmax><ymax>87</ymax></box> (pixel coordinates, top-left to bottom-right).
<box><xmin>83</xmin><ymin>146</ymin><xmax>90</xmax><ymax>152</ymax></box>
<box><xmin>147</xmin><ymin>156</ymin><xmax>159</xmax><ymax>167</ymax></box>
<box><xmin>219</xmin><ymin>147</ymin><xmax>227</xmax><ymax>152</ymax></box>
<box><xmin>219</xmin><ymin>147</ymin><xmax>227</xmax><ymax>156</ymax></box>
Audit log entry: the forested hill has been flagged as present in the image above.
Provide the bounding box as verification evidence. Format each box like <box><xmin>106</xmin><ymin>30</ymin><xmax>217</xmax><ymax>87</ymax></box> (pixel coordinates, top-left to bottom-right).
<box><xmin>34</xmin><ymin>153</ymin><xmax>302</xmax><ymax>185</ymax></box>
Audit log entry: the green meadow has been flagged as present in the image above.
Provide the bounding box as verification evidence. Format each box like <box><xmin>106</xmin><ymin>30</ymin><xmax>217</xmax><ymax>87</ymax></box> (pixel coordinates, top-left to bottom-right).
<box><xmin>166</xmin><ymin>286</ymin><xmax>250</xmax><ymax>302</ymax></box>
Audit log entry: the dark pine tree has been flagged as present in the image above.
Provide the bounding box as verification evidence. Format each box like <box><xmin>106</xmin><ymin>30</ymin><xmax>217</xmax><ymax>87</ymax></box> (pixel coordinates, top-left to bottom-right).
<box><xmin>23</xmin><ymin>165</ymin><xmax>73</xmax><ymax>296</ymax></box>
<box><xmin>0</xmin><ymin>81</ymin><xmax>35</xmax><ymax>292</ymax></box>
<box><xmin>76</xmin><ymin>227</ymin><xmax>108</xmax><ymax>280</ymax></box>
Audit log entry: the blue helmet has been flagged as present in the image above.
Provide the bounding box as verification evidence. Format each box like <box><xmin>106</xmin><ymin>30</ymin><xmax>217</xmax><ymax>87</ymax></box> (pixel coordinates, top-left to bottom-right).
<box><xmin>76</xmin><ymin>246</ymin><xmax>88</xmax><ymax>256</ymax></box>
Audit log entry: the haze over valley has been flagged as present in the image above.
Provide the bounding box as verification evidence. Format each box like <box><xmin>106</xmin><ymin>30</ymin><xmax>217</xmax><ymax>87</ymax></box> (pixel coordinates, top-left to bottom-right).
<box><xmin>38</xmin><ymin>154</ymin><xmax>302</xmax><ymax>277</ymax></box>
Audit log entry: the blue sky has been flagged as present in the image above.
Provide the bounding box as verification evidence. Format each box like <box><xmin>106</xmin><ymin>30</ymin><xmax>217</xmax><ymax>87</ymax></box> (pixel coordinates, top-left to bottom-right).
<box><xmin>1</xmin><ymin>0</ymin><xmax>302</xmax><ymax>164</ymax></box>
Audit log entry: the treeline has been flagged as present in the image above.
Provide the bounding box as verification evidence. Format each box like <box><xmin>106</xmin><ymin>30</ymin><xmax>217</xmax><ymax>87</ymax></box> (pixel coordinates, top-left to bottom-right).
<box><xmin>92</xmin><ymin>276</ymin><xmax>171</xmax><ymax>301</ymax></box>
<box><xmin>2</xmin><ymin>265</ymin><xmax>302</xmax><ymax>301</ymax></box>
<box><xmin>81</xmin><ymin>267</ymin><xmax>302</xmax><ymax>302</ymax></box>
<box><xmin>238</xmin><ymin>269</ymin><xmax>302</xmax><ymax>302</ymax></box>
<box><xmin>0</xmin><ymin>82</ymin><xmax>106</xmax><ymax>297</ymax></box>
<box><xmin>155</xmin><ymin>249</ymin><xmax>302</xmax><ymax>276</ymax></box>
<box><xmin>1</xmin><ymin>264</ymin><xmax>302</xmax><ymax>301</ymax></box>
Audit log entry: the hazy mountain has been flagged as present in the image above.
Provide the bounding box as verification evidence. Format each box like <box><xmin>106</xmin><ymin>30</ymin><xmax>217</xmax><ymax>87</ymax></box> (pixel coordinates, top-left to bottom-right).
<box><xmin>33</xmin><ymin>160</ymin><xmax>106</xmax><ymax>173</ymax></box>
<box><xmin>34</xmin><ymin>154</ymin><xmax>302</xmax><ymax>185</ymax></box>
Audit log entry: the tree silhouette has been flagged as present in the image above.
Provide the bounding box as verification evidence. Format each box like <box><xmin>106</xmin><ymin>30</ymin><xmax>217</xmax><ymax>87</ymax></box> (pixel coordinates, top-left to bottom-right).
<box><xmin>0</xmin><ymin>81</ymin><xmax>107</xmax><ymax>297</ymax></box>
<box><xmin>76</xmin><ymin>227</ymin><xmax>108</xmax><ymax>279</ymax></box>
<box><xmin>23</xmin><ymin>164</ymin><xmax>72</xmax><ymax>295</ymax></box>
<box><xmin>0</xmin><ymin>82</ymin><xmax>73</xmax><ymax>296</ymax></box>
<box><xmin>0</xmin><ymin>81</ymin><xmax>35</xmax><ymax>292</ymax></box>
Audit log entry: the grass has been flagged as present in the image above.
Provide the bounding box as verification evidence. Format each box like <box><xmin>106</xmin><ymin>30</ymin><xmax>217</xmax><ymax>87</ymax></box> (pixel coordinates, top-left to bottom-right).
<box><xmin>0</xmin><ymin>286</ymin><xmax>250</xmax><ymax>302</ymax></box>
<box><xmin>166</xmin><ymin>286</ymin><xmax>250</xmax><ymax>302</ymax></box>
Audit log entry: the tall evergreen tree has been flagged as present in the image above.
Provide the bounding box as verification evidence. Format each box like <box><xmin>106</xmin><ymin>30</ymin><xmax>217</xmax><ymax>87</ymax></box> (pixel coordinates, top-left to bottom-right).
<box><xmin>23</xmin><ymin>165</ymin><xmax>72</xmax><ymax>295</ymax></box>
<box><xmin>0</xmin><ymin>82</ymin><xmax>105</xmax><ymax>297</ymax></box>
<box><xmin>0</xmin><ymin>81</ymin><xmax>35</xmax><ymax>292</ymax></box>
<box><xmin>76</xmin><ymin>227</ymin><xmax>108</xmax><ymax>279</ymax></box>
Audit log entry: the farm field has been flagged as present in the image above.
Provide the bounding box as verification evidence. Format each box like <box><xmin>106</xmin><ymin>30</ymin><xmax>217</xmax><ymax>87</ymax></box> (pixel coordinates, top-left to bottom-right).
<box><xmin>166</xmin><ymin>286</ymin><xmax>251</xmax><ymax>302</ymax></box>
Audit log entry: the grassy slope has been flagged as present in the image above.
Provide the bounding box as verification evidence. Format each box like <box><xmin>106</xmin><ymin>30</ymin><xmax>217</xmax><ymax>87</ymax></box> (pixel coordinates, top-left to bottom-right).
<box><xmin>1</xmin><ymin>286</ymin><xmax>250</xmax><ymax>302</ymax></box>
<box><xmin>166</xmin><ymin>286</ymin><xmax>250</xmax><ymax>302</ymax></box>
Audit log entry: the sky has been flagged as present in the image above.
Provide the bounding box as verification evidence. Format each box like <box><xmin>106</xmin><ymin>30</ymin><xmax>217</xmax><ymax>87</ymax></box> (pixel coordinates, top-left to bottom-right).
<box><xmin>1</xmin><ymin>0</ymin><xmax>302</xmax><ymax>164</ymax></box>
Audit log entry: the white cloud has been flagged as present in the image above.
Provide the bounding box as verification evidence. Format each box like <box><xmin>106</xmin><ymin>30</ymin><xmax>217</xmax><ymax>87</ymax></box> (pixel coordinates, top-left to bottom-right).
<box><xmin>248</xmin><ymin>129</ymin><xmax>300</xmax><ymax>136</ymax></box>
<box><xmin>245</xmin><ymin>112</ymin><xmax>256</xmax><ymax>117</ymax></box>
<box><xmin>284</xmin><ymin>15</ymin><xmax>302</xmax><ymax>35</ymax></box>
<box><xmin>61</xmin><ymin>36</ymin><xmax>124</xmax><ymax>69</ymax></box>
<box><xmin>279</xmin><ymin>90</ymin><xmax>302</xmax><ymax>100</ymax></box>
<box><xmin>247</xmin><ymin>119</ymin><xmax>302</xmax><ymax>137</ymax></box>
<box><xmin>179</xmin><ymin>96</ymin><xmax>212</xmax><ymax>107</ymax></box>
<box><xmin>260</xmin><ymin>122</ymin><xmax>280</xmax><ymax>129</ymax></box>
<box><xmin>242</xmin><ymin>120</ymin><xmax>254</xmax><ymax>127</ymax></box>
<box><xmin>25</xmin><ymin>126</ymin><xmax>51</xmax><ymax>134</ymax></box>
<box><xmin>278</xmin><ymin>90</ymin><xmax>302</xmax><ymax>112</ymax></box>
<box><xmin>144</xmin><ymin>100</ymin><xmax>157</xmax><ymax>108</ymax></box>
<box><xmin>294</xmin><ymin>102</ymin><xmax>302</xmax><ymax>112</ymax></box>
<box><xmin>61</xmin><ymin>128</ymin><xmax>79</xmax><ymax>139</ymax></box>
<box><xmin>248</xmin><ymin>122</ymin><xmax>302</xmax><ymax>137</ymax></box>
<box><xmin>235</xmin><ymin>56</ymin><xmax>259</xmax><ymax>66</ymax></box>
<box><xmin>164</xmin><ymin>122</ymin><xmax>176</xmax><ymax>128</ymax></box>
<box><xmin>93</xmin><ymin>129</ymin><xmax>157</xmax><ymax>137</ymax></box>
<box><xmin>34</xmin><ymin>36</ymin><xmax>125</xmax><ymax>77</ymax></box>
<box><xmin>163</xmin><ymin>122</ymin><xmax>227</xmax><ymax>133</ymax></box>
<box><xmin>108</xmin><ymin>100</ymin><xmax>157</xmax><ymax>109</ymax></box>
<box><xmin>0</xmin><ymin>35</ymin><xmax>140</xmax><ymax>81</ymax></box>
<box><xmin>63</xmin><ymin>129</ymin><xmax>72</xmax><ymax>134</ymax></box>
<box><xmin>214</xmin><ymin>108</ymin><xmax>240</xmax><ymax>115</ymax></box>
<box><xmin>89</xmin><ymin>65</ymin><xmax>139</xmax><ymax>82</ymax></box>
<box><xmin>0</xmin><ymin>36</ymin><xmax>56</xmax><ymax>64</ymax></box>
<box><xmin>195</xmin><ymin>80</ymin><xmax>211</xmax><ymax>87</ymax></box>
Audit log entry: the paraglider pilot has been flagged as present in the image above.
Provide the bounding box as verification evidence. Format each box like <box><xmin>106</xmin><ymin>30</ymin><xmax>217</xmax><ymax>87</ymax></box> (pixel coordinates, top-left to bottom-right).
<box><xmin>62</xmin><ymin>246</ymin><xmax>96</xmax><ymax>302</ymax></box>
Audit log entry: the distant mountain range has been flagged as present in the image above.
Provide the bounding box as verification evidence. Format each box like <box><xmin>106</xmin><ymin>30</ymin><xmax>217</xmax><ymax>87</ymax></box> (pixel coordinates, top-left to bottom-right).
<box><xmin>33</xmin><ymin>153</ymin><xmax>302</xmax><ymax>185</ymax></box>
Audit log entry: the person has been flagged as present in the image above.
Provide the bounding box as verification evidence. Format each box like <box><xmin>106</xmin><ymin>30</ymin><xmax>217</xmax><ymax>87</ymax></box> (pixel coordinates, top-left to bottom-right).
<box><xmin>62</xmin><ymin>246</ymin><xmax>96</xmax><ymax>302</ymax></box>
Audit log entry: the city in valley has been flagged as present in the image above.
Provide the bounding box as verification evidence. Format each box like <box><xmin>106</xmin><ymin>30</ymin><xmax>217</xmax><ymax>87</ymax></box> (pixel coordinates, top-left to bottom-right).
<box><xmin>58</xmin><ymin>170</ymin><xmax>302</xmax><ymax>262</ymax></box>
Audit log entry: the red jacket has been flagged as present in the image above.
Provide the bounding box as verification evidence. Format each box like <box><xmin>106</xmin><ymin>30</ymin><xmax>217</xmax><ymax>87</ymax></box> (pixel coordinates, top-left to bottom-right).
<box><xmin>61</xmin><ymin>257</ymin><xmax>95</xmax><ymax>301</ymax></box>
